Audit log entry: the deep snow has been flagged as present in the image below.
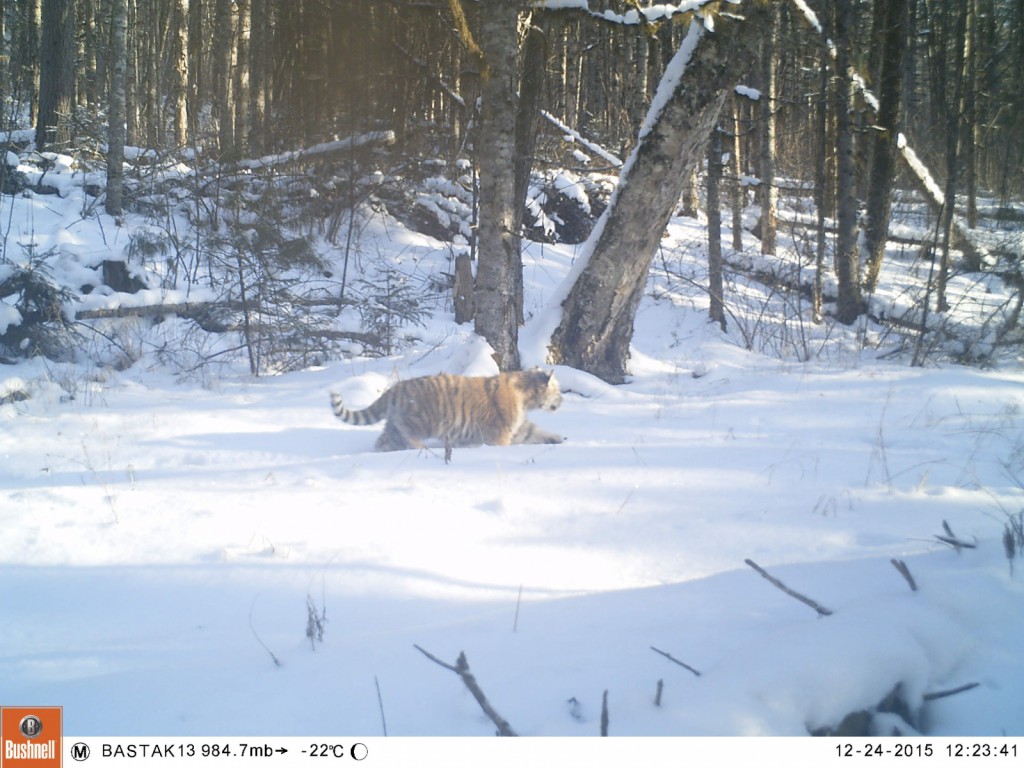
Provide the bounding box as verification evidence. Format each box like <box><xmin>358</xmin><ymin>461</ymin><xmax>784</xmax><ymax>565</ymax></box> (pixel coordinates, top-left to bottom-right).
<box><xmin>1</xmin><ymin>149</ymin><xmax>1023</xmax><ymax>738</ymax></box>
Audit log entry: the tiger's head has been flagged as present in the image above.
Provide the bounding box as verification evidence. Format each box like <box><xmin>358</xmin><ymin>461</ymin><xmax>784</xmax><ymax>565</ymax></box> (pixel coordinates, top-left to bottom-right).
<box><xmin>520</xmin><ymin>367</ymin><xmax>562</xmax><ymax>411</ymax></box>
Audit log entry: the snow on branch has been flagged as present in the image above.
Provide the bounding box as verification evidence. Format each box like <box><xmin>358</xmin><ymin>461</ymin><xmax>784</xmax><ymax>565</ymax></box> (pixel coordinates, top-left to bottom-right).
<box><xmin>541</xmin><ymin>110</ymin><xmax>623</xmax><ymax>167</ymax></box>
<box><xmin>532</xmin><ymin>0</ymin><xmax>720</xmax><ymax>27</ymax></box>
<box><xmin>238</xmin><ymin>131</ymin><xmax>396</xmax><ymax>172</ymax></box>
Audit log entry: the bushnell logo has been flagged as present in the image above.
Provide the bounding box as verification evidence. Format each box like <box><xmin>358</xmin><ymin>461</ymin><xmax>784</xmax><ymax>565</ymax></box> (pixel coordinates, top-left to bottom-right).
<box><xmin>1</xmin><ymin>708</ymin><xmax>62</xmax><ymax>768</ymax></box>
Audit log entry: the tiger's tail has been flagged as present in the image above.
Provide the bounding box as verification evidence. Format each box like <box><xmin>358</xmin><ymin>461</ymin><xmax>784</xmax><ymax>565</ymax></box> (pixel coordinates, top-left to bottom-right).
<box><xmin>330</xmin><ymin>391</ymin><xmax>389</xmax><ymax>425</ymax></box>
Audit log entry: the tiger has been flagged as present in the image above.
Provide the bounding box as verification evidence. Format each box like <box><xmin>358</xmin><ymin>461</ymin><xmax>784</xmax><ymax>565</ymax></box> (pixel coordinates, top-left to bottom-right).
<box><xmin>329</xmin><ymin>368</ymin><xmax>565</xmax><ymax>452</ymax></box>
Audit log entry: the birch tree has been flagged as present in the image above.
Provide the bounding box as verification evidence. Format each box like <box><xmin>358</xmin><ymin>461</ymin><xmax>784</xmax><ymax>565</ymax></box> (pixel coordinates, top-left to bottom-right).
<box><xmin>473</xmin><ymin>0</ymin><xmax>522</xmax><ymax>371</ymax></box>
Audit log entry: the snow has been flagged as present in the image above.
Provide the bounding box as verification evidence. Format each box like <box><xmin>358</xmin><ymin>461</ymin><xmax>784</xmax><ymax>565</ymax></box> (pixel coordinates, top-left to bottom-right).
<box><xmin>735</xmin><ymin>84</ymin><xmax>761</xmax><ymax>101</ymax></box>
<box><xmin>791</xmin><ymin>0</ymin><xmax>824</xmax><ymax>35</ymax></box>
<box><xmin>898</xmin><ymin>133</ymin><xmax>947</xmax><ymax>207</ymax></box>
<box><xmin>0</xmin><ymin>300</ymin><xmax>21</xmax><ymax>334</ymax></box>
<box><xmin>3</xmin><ymin>296</ymin><xmax>1022</xmax><ymax>736</ymax></box>
<box><xmin>639</xmin><ymin>20</ymin><xmax>705</xmax><ymax>142</ymax></box>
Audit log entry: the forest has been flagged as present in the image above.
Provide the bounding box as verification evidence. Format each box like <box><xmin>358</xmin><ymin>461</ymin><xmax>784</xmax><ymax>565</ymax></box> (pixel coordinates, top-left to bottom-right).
<box><xmin>1</xmin><ymin>0</ymin><xmax>1022</xmax><ymax>376</ymax></box>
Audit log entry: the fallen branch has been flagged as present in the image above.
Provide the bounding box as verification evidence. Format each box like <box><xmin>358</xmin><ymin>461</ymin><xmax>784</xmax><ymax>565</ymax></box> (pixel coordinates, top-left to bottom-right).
<box><xmin>745</xmin><ymin>558</ymin><xmax>833</xmax><ymax>617</ymax></box>
<box><xmin>541</xmin><ymin>110</ymin><xmax>623</xmax><ymax>168</ymax></box>
<box><xmin>650</xmin><ymin>646</ymin><xmax>701</xmax><ymax>677</ymax></box>
<box><xmin>73</xmin><ymin>300</ymin><xmax>218</xmax><ymax>321</ymax></box>
<box><xmin>890</xmin><ymin>559</ymin><xmax>918</xmax><ymax>592</ymax></box>
<box><xmin>923</xmin><ymin>682</ymin><xmax>980</xmax><ymax>702</ymax></box>
<box><xmin>238</xmin><ymin>131</ymin><xmax>396</xmax><ymax>172</ymax></box>
<box><xmin>936</xmin><ymin>520</ymin><xmax>977</xmax><ymax>553</ymax></box>
<box><xmin>414</xmin><ymin>645</ymin><xmax>517</xmax><ymax>736</ymax></box>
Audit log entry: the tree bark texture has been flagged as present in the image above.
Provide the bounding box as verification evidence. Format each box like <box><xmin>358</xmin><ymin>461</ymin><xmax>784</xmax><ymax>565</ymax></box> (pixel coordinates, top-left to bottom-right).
<box><xmin>707</xmin><ymin>125</ymin><xmax>726</xmax><ymax>331</ymax></box>
<box><xmin>862</xmin><ymin>0</ymin><xmax>908</xmax><ymax>292</ymax></box>
<box><xmin>759</xmin><ymin>8</ymin><xmax>778</xmax><ymax>256</ymax></box>
<box><xmin>105</xmin><ymin>0</ymin><xmax>127</xmax><ymax>216</ymax></box>
<box><xmin>550</xmin><ymin>3</ymin><xmax>773</xmax><ymax>383</ymax></box>
<box><xmin>474</xmin><ymin>0</ymin><xmax>522</xmax><ymax>371</ymax></box>
<box><xmin>833</xmin><ymin>0</ymin><xmax>863</xmax><ymax>325</ymax></box>
<box><xmin>36</xmin><ymin>0</ymin><xmax>75</xmax><ymax>150</ymax></box>
<box><xmin>511</xmin><ymin>15</ymin><xmax>549</xmax><ymax>326</ymax></box>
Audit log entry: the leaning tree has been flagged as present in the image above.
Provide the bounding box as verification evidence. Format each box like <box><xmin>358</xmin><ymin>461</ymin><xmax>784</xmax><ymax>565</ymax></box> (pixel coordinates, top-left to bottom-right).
<box><xmin>549</xmin><ymin>1</ymin><xmax>776</xmax><ymax>383</ymax></box>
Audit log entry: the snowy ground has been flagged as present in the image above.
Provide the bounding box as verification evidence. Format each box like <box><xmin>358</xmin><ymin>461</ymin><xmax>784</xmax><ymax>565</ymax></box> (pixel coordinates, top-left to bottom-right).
<box><xmin>1</xmin><ymin>156</ymin><xmax>1023</xmax><ymax>737</ymax></box>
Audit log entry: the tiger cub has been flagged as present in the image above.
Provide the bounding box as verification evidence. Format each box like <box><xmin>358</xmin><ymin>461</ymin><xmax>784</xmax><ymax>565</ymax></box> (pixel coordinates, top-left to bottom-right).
<box><xmin>330</xmin><ymin>368</ymin><xmax>565</xmax><ymax>452</ymax></box>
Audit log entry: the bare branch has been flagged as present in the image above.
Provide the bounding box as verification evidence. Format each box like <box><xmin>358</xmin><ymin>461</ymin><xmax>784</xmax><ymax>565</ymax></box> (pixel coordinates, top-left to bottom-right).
<box><xmin>237</xmin><ymin>131</ymin><xmax>396</xmax><ymax>172</ymax></box>
<box><xmin>890</xmin><ymin>559</ymin><xmax>918</xmax><ymax>592</ymax></box>
<box><xmin>745</xmin><ymin>558</ymin><xmax>833</xmax><ymax>616</ymax></box>
<box><xmin>936</xmin><ymin>521</ymin><xmax>977</xmax><ymax>553</ymax></box>
<box><xmin>923</xmin><ymin>682</ymin><xmax>980</xmax><ymax>701</ymax></box>
<box><xmin>650</xmin><ymin>646</ymin><xmax>702</xmax><ymax>677</ymax></box>
<box><xmin>414</xmin><ymin>645</ymin><xmax>518</xmax><ymax>736</ymax></box>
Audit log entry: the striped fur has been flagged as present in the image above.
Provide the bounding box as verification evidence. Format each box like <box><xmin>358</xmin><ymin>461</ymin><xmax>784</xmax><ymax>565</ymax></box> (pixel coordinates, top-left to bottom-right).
<box><xmin>330</xmin><ymin>369</ymin><xmax>564</xmax><ymax>452</ymax></box>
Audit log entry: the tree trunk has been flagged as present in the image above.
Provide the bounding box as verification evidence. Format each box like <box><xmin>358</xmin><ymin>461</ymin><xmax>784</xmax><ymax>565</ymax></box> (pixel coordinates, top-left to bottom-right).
<box><xmin>234</xmin><ymin>0</ymin><xmax>251</xmax><ymax>154</ymax></box>
<box><xmin>730</xmin><ymin>96</ymin><xmax>745</xmax><ymax>252</ymax></box>
<box><xmin>187</xmin><ymin>0</ymin><xmax>203</xmax><ymax>141</ymax></box>
<box><xmin>813</xmin><ymin>14</ymin><xmax>829</xmax><ymax>324</ymax></box>
<box><xmin>759</xmin><ymin>9</ymin><xmax>778</xmax><ymax>256</ymax></box>
<box><xmin>707</xmin><ymin>124</ymin><xmax>726</xmax><ymax>331</ymax></box>
<box><xmin>936</xmin><ymin>1</ymin><xmax>968</xmax><ymax>313</ymax></box>
<box><xmin>212</xmin><ymin>0</ymin><xmax>234</xmax><ymax>158</ymax></box>
<box><xmin>833</xmin><ymin>0</ymin><xmax>863</xmax><ymax>325</ymax></box>
<box><xmin>105</xmin><ymin>0</ymin><xmax>127</xmax><ymax>216</ymax></box>
<box><xmin>862</xmin><ymin>0</ymin><xmax>908</xmax><ymax>293</ymax></box>
<box><xmin>549</xmin><ymin>4</ymin><xmax>773</xmax><ymax>383</ymax></box>
<box><xmin>250</xmin><ymin>0</ymin><xmax>268</xmax><ymax>153</ymax></box>
<box><xmin>473</xmin><ymin>0</ymin><xmax>521</xmax><ymax>371</ymax></box>
<box><xmin>511</xmin><ymin>14</ymin><xmax>548</xmax><ymax>327</ymax></box>
<box><xmin>170</xmin><ymin>0</ymin><xmax>189</xmax><ymax>147</ymax></box>
<box><xmin>36</xmin><ymin>0</ymin><xmax>75</xmax><ymax>151</ymax></box>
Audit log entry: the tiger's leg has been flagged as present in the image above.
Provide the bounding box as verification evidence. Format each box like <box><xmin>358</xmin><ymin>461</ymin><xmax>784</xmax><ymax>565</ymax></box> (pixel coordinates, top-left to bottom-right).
<box><xmin>511</xmin><ymin>421</ymin><xmax>564</xmax><ymax>445</ymax></box>
<box><xmin>375</xmin><ymin>422</ymin><xmax>413</xmax><ymax>451</ymax></box>
<box><xmin>375</xmin><ymin>415</ymin><xmax>428</xmax><ymax>452</ymax></box>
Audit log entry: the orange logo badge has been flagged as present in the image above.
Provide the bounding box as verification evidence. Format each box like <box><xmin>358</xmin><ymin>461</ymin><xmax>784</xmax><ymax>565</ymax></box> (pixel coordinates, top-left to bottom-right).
<box><xmin>1</xmin><ymin>708</ymin><xmax>62</xmax><ymax>768</ymax></box>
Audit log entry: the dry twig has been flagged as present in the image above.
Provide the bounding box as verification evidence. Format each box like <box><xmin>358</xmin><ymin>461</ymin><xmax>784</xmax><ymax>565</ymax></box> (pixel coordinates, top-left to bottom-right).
<box><xmin>937</xmin><ymin>521</ymin><xmax>976</xmax><ymax>552</ymax></box>
<box><xmin>923</xmin><ymin>682</ymin><xmax>980</xmax><ymax>701</ymax></box>
<box><xmin>650</xmin><ymin>646</ymin><xmax>702</xmax><ymax>677</ymax></box>
<box><xmin>414</xmin><ymin>645</ymin><xmax>517</xmax><ymax>736</ymax></box>
<box><xmin>745</xmin><ymin>558</ymin><xmax>833</xmax><ymax>616</ymax></box>
<box><xmin>890</xmin><ymin>558</ymin><xmax>918</xmax><ymax>592</ymax></box>
<box><xmin>600</xmin><ymin>690</ymin><xmax>609</xmax><ymax>737</ymax></box>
